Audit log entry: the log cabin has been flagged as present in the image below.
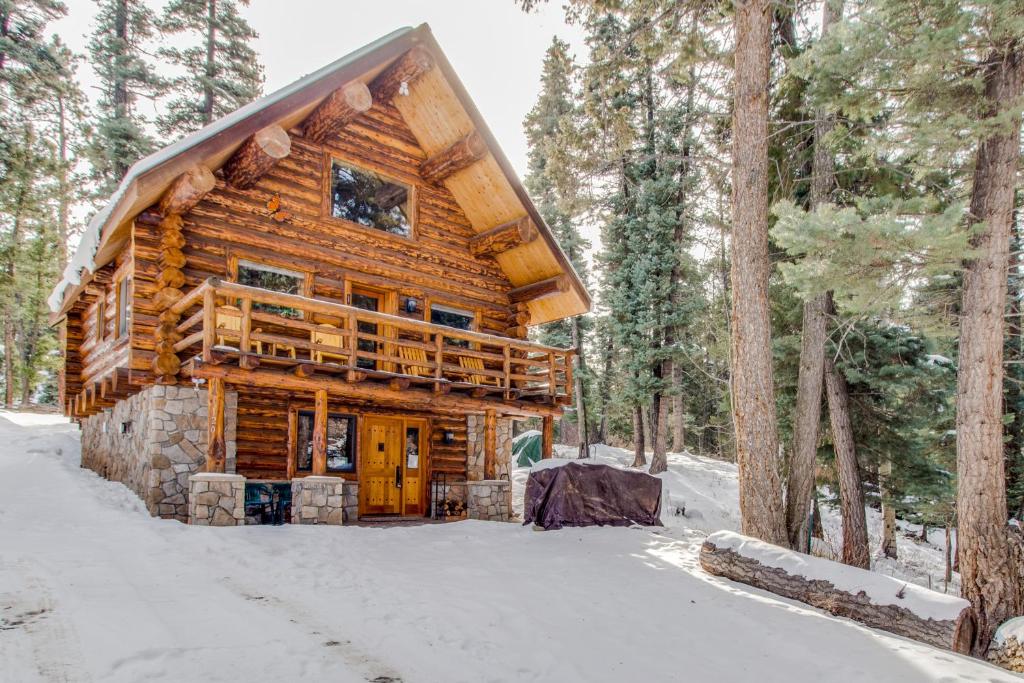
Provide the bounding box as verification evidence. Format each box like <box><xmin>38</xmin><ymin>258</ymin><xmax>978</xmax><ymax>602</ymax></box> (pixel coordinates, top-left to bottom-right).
<box><xmin>49</xmin><ymin>24</ymin><xmax>590</xmax><ymax>526</ymax></box>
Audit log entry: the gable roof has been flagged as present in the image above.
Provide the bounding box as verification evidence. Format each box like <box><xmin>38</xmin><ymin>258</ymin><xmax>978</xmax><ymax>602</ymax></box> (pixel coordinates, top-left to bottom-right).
<box><xmin>49</xmin><ymin>23</ymin><xmax>591</xmax><ymax>326</ymax></box>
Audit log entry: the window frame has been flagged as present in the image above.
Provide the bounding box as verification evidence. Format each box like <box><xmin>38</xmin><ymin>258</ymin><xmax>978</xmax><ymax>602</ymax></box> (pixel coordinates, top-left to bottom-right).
<box><xmin>115</xmin><ymin>275</ymin><xmax>131</xmax><ymax>341</ymax></box>
<box><xmin>291</xmin><ymin>408</ymin><xmax>358</xmax><ymax>476</ymax></box>
<box><xmin>321</xmin><ymin>153</ymin><xmax>417</xmax><ymax>241</ymax></box>
<box><xmin>95</xmin><ymin>292</ymin><xmax>106</xmax><ymax>343</ymax></box>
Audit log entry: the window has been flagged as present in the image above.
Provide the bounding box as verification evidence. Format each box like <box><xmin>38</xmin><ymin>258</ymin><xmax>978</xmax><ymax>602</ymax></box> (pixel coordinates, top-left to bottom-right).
<box><xmin>295</xmin><ymin>411</ymin><xmax>356</xmax><ymax>473</ymax></box>
<box><xmin>236</xmin><ymin>260</ymin><xmax>304</xmax><ymax>319</ymax></box>
<box><xmin>330</xmin><ymin>161</ymin><xmax>411</xmax><ymax>237</ymax></box>
<box><xmin>430</xmin><ymin>304</ymin><xmax>474</xmax><ymax>347</ymax></box>
<box><xmin>350</xmin><ymin>288</ymin><xmax>382</xmax><ymax>370</ymax></box>
<box><xmin>116</xmin><ymin>276</ymin><xmax>131</xmax><ymax>339</ymax></box>
<box><xmin>95</xmin><ymin>295</ymin><xmax>106</xmax><ymax>342</ymax></box>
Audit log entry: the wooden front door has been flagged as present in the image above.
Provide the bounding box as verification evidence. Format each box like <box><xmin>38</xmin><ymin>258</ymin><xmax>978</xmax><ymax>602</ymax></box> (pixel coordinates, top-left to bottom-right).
<box><xmin>359</xmin><ymin>415</ymin><xmax>428</xmax><ymax>517</ymax></box>
<box><xmin>361</xmin><ymin>416</ymin><xmax>402</xmax><ymax>515</ymax></box>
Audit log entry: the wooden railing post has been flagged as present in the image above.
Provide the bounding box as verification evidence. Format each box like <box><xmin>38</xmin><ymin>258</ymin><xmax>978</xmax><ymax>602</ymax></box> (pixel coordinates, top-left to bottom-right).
<box><xmin>503</xmin><ymin>346</ymin><xmax>511</xmax><ymax>400</ymax></box>
<box><xmin>206</xmin><ymin>376</ymin><xmax>226</xmax><ymax>472</ymax></box>
<box><xmin>346</xmin><ymin>311</ymin><xmax>358</xmax><ymax>381</ymax></box>
<box><xmin>434</xmin><ymin>333</ymin><xmax>444</xmax><ymax>386</ymax></box>
<box><xmin>563</xmin><ymin>351</ymin><xmax>573</xmax><ymax>401</ymax></box>
<box><xmin>548</xmin><ymin>351</ymin><xmax>557</xmax><ymax>398</ymax></box>
<box><xmin>312</xmin><ymin>388</ymin><xmax>328</xmax><ymax>474</ymax></box>
<box><xmin>240</xmin><ymin>297</ymin><xmax>252</xmax><ymax>354</ymax></box>
<box><xmin>202</xmin><ymin>288</ymin><xmax>216</xmax><ymax>362</ymax></box>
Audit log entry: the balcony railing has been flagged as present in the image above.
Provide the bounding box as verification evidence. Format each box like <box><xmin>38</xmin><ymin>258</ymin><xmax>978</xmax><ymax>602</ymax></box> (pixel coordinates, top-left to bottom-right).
<box><xmin>169</xmin><ymin>278</ymin><xmax>573</xmax><ymax>404</ymax></box>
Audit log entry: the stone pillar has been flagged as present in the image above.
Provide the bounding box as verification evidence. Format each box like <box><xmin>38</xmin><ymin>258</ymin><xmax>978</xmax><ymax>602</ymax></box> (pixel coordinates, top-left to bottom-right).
<box><xmin>466</xmin><ymin>414</ymin><xmax>484</xmax><ymax>481</ymax></box>
<box><xmin>291</xmin><ymin>476</ymin><xmax>347</xmax><ymax>525</ymax></box>
<box><xmin>188</xmin><ymin>473</ymin><xmax>245</xmax><ymax>526</ymax></box>
<box><xmin>467</xmin><ymin>480</ymin><xmax>512</xmax><ymax>522</ymax></box>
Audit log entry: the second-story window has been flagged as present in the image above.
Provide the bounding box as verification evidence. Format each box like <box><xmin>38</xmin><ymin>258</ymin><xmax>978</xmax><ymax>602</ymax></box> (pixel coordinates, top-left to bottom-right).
<box><xmin>116</xmin><ymin>276</ymin><xmax>131</xmax><ymax>339</ymax></box>
<box><xmin>236</xmin><ymin>260</ymin><xmax>304</xmax><ymax>319</ymax></box>
<box><xmin>430</xmin><ymin>304</ymin><xmax>474</xmax><ymax>348</ymax></box>
<box><xmin>330</xmin><ymin>161</ymin><xmax>411</xmax><ymax>237</ymax></box>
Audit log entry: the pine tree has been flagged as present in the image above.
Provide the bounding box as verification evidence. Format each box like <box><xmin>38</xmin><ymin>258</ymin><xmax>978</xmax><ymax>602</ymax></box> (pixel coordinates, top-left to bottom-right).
<box><xmin>87</xmin><ymin>0</ymin><xmax>164</xmax><ymax>196</ymax></box>
<box><xmin>157</xmin><ymin>0</ymin><xmax>263</xmax><ymax>138</ymax></box>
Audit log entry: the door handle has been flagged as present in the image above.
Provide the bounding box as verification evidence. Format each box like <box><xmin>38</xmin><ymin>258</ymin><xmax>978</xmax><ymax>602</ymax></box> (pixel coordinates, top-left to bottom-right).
<box><xmin>395</xmin><ymin>465</ymin><xmax>402</xmax><ymax>489</ymax></box>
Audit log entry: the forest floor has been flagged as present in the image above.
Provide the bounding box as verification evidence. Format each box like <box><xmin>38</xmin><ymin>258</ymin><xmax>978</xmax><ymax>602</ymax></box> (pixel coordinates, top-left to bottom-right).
<box><xmin>0</xmin><ymin>412</ymin><xmax>1016</xmax><ymax>682</ymax></box>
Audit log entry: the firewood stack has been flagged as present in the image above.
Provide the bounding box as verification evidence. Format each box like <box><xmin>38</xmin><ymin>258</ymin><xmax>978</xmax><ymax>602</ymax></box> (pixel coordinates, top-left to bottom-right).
<box><xmin>988</xmin><ymin>621</ymin><xmax>1024</xmax><ymax>673</ymax></box>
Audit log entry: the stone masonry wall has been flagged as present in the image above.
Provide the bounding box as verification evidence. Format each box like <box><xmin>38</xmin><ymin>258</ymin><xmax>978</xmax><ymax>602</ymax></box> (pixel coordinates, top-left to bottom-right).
<box><xmin>466</xmin><ymin>415</ymin><xmax>513</xmax><ymax>481</ymax></box>
<box><xmin>80</xmin><ymin>384</ymin><xmax>237</xmax><ymax>522</ymax></box>
<box><xmin>467</xmin><ymin>480</ymin><xmax>512</xmax><ymax>522</ymax></box>
<box><xmin>290</xmin><ymin>477</ymin><xmax>358</xmax><ymax>524</ymax></box>
<box><xmin>188</xmin><ymin>473</ymin><xmax>245</xmax><ymax>526</ymax></box>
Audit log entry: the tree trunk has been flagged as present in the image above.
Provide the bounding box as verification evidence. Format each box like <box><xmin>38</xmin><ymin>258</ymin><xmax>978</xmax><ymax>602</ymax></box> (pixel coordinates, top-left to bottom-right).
<box><xmin>202</xmin><ymin>0</ymin><xmax>217</xmax><ymax>125</ymax></box>
<box><xmin>700</xmin><ymin>534</ymin><xmax>976</xmax><ymax>654</ymax></box>
<box><xmin>956</xmin><ymin>44</ymin><xmax>1024</xmax><ymax>652</ymax></box>
<box><xmin>729</xmin><ymin>0</ymin><xmax>787</xmax><ymax>545</ymax></box>
<box><xmin>632</xmin><ymin>403</ymin><xmax>646</xmax><ymax>467</ymax></box>
<box><xmin>786</xmin><ymin>0</ymin><xmax>842</xmax><ymax>554</ymax></box>
<box><xmin>570</xmin><ymin>315</ymin><xmax>590</xmax><ymax>458</ymax></box>
<box><xmin>3</xmin><ymin>317</ymin><xmax>14</xmax><ymax>409</ymax></box>
<box><xmin>113</xmin><ymin>0</ymin><xmax>130</xmax><ymax>180</ymax></box>
<box><xmin>650</xmin><ymin>370</ymin><xmax>670</xmax><ymax>474</ymax></box>
<box><xmin>824</xmin><ymin>356</ymin><xmax>870</xmax><ymax>569</ymax></box>
<box><xmin>879</xmin><ymin>459</ymin><xmax>898</xmax><ymax>559</ymax></box>
<box><xmin>671</xmin><ymin>360</ymin><xmax>685</xmax><ymax>452</ymax></box>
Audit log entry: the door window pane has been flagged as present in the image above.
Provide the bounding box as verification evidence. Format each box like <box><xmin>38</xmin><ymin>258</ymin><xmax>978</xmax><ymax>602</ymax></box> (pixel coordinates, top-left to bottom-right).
<box><xmin>331</xmin><ymin>162</ymin><xmax>411</xmax><ymax>237</ymax></box>
<box><xmin>351</xmin><ymin>291</ymin><xmax>380</xmax><ymax>370</ymax></box>
<box><xmin>405</xmin><ymin>426</ymin><xmax>420</xmax><ymax>470</ymax></box>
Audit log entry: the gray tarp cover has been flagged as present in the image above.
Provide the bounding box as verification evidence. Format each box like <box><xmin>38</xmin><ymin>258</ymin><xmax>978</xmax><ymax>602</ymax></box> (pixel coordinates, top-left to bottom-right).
<box><xmin>523</xmin><ymin>462</ymin><xmax>663</xmax><ymax>530</ymax></box>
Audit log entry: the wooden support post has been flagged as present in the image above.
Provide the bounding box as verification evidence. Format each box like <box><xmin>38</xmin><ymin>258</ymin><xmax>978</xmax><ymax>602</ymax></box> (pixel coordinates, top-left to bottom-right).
<box><xmin>312</xmin><ymin>389</ymin><xmax>328</xmax><ymax>475</ymax></box>
<box><xmin>369</xmin><ymin>46</ymin><xmax>434</xmax><ymax>103</ymax></box>
<box><xmin>420</xmin><ymin>131</ymin><xmax>487</xmax><ymax>184</ymax></box>
<box><xmin>468</xmin><ymin>216</ymin><xmax>539</xmax><ymax>258</ymax></box>
<box><xmin>484</xmin><ymin>409</ymin><xmax>497</xmax><ymax>480</ymax></box>
<box><xmin>508</xmin><ymin>275</ymin><xmax>570</xmax><ymax>306</ymax></box>
<box><xmin>542</xmin><ymin>415</ymin><xmax>554</xmax><ymax>459</ymax></box>
<box><xmin>301</xmin><ymin>82</ymin><xmax>372</xmax><ymax>144</ymax></box>
<box><xmin>206</xmin><ymin>377</ymin><xmax>226</xmax><ymax>473</ymax></box>
<box><xmin>223</xmin><ymin>125</ymin><xmax>292</xmax><ymax>189</ymax></box>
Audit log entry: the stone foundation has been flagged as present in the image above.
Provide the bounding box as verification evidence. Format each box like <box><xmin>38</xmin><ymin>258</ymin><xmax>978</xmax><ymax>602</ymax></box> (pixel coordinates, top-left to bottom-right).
<box><xmin>466</xmin><ymin>415</ymin><xmax>513</xmax><ymax>481</ymax></box>
<box><xmin>80</xmin><ymin>384</ymin><xmax>237</xmax><ymax>521</ymax></box>
<box><xmin>467</xmin><ymin>480</ymin><xmax>512</xmax><ymax>522</ymax></box>
<box><xmin>188</xmin><ymin>473</ymin><xmax>245</xmax><ymax>525</ymax></box>
<box><xmin>290</xmin><ymin>477</ymin><xmax>358</xmax><ymax>525</ymax></box>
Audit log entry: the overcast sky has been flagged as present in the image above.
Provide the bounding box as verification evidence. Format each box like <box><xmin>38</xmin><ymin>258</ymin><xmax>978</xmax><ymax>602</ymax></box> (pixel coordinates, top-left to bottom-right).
<box><xmin>52</xmin><ymin>0</ymin><xmax>587</xmax><ymax>180</ymax></box>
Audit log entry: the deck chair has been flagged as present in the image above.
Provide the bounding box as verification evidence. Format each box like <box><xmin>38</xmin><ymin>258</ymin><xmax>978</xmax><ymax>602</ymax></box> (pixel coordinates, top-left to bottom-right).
<box><xmin>311</xmin><ymin>323</ymin><xmax>346</xmax><ymax>364</ymax></box>
<box><xmin>458</xmin><ymin>354</ymin><xmax>502</xmax><ymax>387</ymax></box>
<box><xmin>398</xmin><ymin>343</ymin><xmax>431</xmax><ymax>377</ymax></box>
<box><xmin>215</xmin><ymin>305</ymin><xmax>262</xmax><ymax>354</ymax></box>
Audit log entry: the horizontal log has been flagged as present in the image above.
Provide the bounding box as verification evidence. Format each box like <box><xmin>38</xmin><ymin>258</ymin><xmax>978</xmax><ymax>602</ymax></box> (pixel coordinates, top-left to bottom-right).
<box><xmin>369</xmin><ymin>46</ymin><xmax>435</xmax><ymax>103</ymax></box>
<box><xmin>159</xmin><ymin>165</ymin><xmax>216</xmax><ymax>216</ymax></box>
<box><xmin>468</xmin><ymin>216</ymin><xmax>539</xmax><ymax>258</ymax></box>
<box><xmin>223</xmin><ymin>125</ymin><xmax>292</xmax><ymax>190</ymax></box>
<box><xmin>507</xmin><ymin>275</ymin><xmax>570</xmax><ymax>305</ymax></box>
<box><xmin>699</xmin><ymin>531</ymin><xmax>976</xmax><ymax>654</ymax></box>
<box><xmin>184</xmin><ymin>358</ymin><xmax>562</xmax><ymax>418</ymax></box>
<box><xmin>301</xmin><ymin>82</ymin><xmax>372</xmax><ymax>145</ymax></box>
<box><xmin>420</xmin><ymin>131</ymin><xmax>488</xmax><ymax>185</ymax></box>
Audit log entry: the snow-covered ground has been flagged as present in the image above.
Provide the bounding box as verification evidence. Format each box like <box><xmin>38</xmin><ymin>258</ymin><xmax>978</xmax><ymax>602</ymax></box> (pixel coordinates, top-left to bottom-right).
<box><xmin>1</xmin><ymin>413</ymin><xmax>1016</xmax><ymax>682</ymax></box>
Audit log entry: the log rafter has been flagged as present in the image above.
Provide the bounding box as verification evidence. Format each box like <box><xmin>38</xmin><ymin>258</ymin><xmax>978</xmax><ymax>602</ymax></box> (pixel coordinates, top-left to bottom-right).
<box><xmin>420</xmin><ymin>131</ymin><xmax>488</xmax><ymax>185</ymax></box>
<box><xmin>159</xmin><ymin>165</ymin><xmax>216</xmax><ymax>216</ymax></box>
<box><xmin>301</xmin><ymin>82</ymin><xmax>372</xmax><ymax>145</ymax></box>
<box><xmin>223</xmin><ymin>124</ymin><xmax>292</xmax><ymax>190</ymax></box>
<box><xmin>468</xmin><ymin>216</ymin><xmax>538</xmax><ymax>258</ymax></box>
<box><xmin>507</xmin><ymin>274</ymin><xmax>570</xmax><ymax>306</ymax></box>
<box><xmin>369</xmin><ymin>46</ymin><xmax>435</xmax><ymax>103</ymax></box>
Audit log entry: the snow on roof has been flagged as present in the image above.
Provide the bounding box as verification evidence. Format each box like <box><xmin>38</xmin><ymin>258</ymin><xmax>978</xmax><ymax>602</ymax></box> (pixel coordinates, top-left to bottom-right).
<box><xmin>706</xmin><ymin>530</ymin><xmax>970</xmax><ymax>622</ymax></box>
<box><xmin>48</xmin><ymin>26</ymin><xmax>415</xmax><ymax>313</ymax></box>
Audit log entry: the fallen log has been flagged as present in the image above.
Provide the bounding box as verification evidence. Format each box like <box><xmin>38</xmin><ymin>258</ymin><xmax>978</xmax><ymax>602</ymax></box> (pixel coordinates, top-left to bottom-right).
<box><xmin>699</xmin><ymin>530</ymin><xmax>976</xmax><ymax>654</ymax></box>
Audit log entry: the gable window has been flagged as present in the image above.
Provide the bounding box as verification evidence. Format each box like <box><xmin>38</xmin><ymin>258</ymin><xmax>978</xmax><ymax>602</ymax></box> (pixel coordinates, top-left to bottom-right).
<box><xmin>330</xmin><ymin>161</ymin><xmax>411</xmax><ymax>237</ymax></box>
<box><xmin>296</xmin><ymin>411</ymin><xmax>356</xmax><ymax>473</ymax></box>
<box><xmin>430</xmin><ymin>304</ymin><xmax>475</xmax><ymax>347</ymax></box>
<box><xmin>116</xmin><ymin>276</ymin><xmax>131</xmax><ymax>339</ymax></box>
<box><xmin>236</xmin><ymin>260</ymin><xmax>304</xmax><ymax>319</ymax></box>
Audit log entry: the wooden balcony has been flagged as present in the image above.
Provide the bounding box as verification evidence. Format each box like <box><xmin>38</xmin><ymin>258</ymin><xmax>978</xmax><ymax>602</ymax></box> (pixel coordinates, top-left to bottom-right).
<box><xmin>171</xmin><ymin>278</ymin><xmax>573</xmax><ymax>417</ymax></box>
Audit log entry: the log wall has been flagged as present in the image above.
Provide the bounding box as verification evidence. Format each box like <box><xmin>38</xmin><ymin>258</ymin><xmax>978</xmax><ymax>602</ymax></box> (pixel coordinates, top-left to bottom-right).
<box><xmin>121</xmin><ymin>99</ymin><xmax>517</xmax><ymax>480</ymax></box>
